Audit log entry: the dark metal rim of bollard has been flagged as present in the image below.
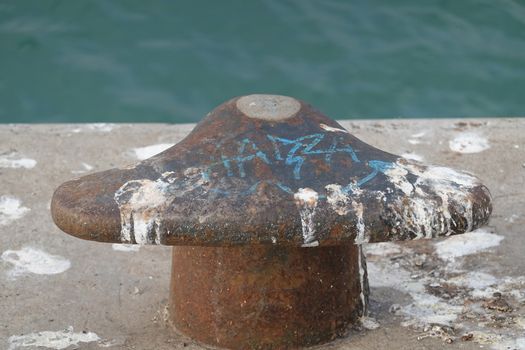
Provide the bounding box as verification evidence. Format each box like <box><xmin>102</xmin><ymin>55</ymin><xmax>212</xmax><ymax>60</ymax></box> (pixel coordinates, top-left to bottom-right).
<box><xmin>169</xmin><ymin>243</ymin><xmax>366</xmax><ymax>349</ymax></box>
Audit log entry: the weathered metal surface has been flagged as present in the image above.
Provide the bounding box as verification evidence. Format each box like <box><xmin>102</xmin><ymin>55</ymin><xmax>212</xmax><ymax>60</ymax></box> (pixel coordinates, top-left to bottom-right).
<box><xmin>51</xmin><ymin>94</ymin><xmax>492</xmax><ymax>247</ymax></box>
<box><xmin>170</xmin><ymin>243</ymin><xmax>364</xmax><ymax>349</ymax></box>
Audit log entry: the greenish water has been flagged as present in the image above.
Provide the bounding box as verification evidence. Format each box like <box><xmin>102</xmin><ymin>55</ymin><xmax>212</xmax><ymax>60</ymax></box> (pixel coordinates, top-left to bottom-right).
<box><xmin>1</xmin><ymin>1</ymin><xmax>524</xmax><ymax>123</ymax></box>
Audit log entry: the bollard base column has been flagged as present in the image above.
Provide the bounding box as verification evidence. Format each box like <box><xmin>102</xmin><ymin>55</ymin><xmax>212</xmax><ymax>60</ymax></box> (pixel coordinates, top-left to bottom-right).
<box><xmin>169</xmin><ymin>242</ymin><xmax>366</xmax><ymax>349</ymax></box>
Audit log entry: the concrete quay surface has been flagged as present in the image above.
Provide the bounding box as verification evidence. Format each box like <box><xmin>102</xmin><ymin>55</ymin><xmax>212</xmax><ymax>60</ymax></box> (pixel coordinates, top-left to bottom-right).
<box><xmin>0</xmin><ymin>119</ymin><xmax>524</xmax><ymax>350</ymax></box>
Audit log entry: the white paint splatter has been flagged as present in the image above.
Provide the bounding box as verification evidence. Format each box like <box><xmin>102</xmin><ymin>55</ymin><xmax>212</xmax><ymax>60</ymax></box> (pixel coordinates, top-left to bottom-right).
<box><xmin>325</xmin><ymin>184</ymin><xmax>370</xmax><ymax>314</ymax></box>
<box><xmin>368</xmin><ymin>261</ymin><xmax>412</xmax><ymax>289</ymax></box>
<box><xmin>71</xmin><ymin>123</ymin><xmax>116</xmax><ymax>133</ymax></box>
<box><xmin>1</xmin><ymin>247</ymin><xmax>71</xmax><ymax>277</ymax></box>
<box><xmin>448</xmin><ymin>271</ymin><xmax>498</xmax><ymax>290</ymax></box>
<box><xmin>8</xmin><ymin>326</ymin><xmax>100</xmax><ymax>350</ymax></box>
<box><xmin>326</xmin><ymin>186</ymin><xmax>370</xmax><ymax>314</ymax></box>
<box><xmin>0</xmin><ymin>152</ymin><xmax>36</xmax><ymax>169</ymax></box>
<box><xmin>319</xmin><ymin>123</ymin><xmax>349</xmax><ymax>133</ymax></box>
<box><xmin>360</xmin><ymin>316</ymin><xmax>380</xmax><ymax>330</ymax></box>
<box><xmin>0</xmin><ymin>196</ymin><xmax>30</xmax><ymax>226</ymax></box>
<box><xmin>384</xmin><ymin>165</ymin><xmax>413</xmax><ymax>196</ymax></box>
<box><xmin>401</xmin><ymin>293</ymin><xmax>463</xmax><ymax>327</ymax></box>
<box><xmin>383</xmin><ymin>160</ymin><xmax>484</xmax><ymax>239</ymax></box>
<box><xmin>516</xmin><ymin>317</ymin><xmax>525</xmax><ymax>329</ymax></box>
<box><xmin>325</xmin><ymin>184</ymin><xmax>368</xmax><ymax>243</ymax></box>
<box><xmin>98</xmin><ymin>337</ymin><xmax>124</xmax><ymax>348</ymax></box>
<box><xmin>133</xmin><ymin>143</ymin><xmax>174</xmax><ymax>160</ymax></box>
<box><xmin>111</xmin><ymin>244</ymin><xmax>140</xmax><ymax>252</ymax></box>
<box><xmin>357</xmin><ymin>245</ymin><xmax>368</xmax><ymax>315</ymax></box>
<box><xmin>71</xmin><ymin>162</ymin><xmax>94</xmax><ymax>174</ymax></box>
<box><xmin>434</xmin><ymin>229</ymin><xmax>504</xmax><ymax>261</ymax></box>
<box><xmin>411</xmin><ymin>131</ymin><xmax>427</xmax><ymax>138</ymax></box>
<box><xmin>449</xmin><ymin>132</ymin><xmax>490</xmax><ymax>154</ymax></box>
<box><xmin>407</xmin><ymin>131</ymin><xmax>428</xmax><ymax>145</ymax></box>
<box><xmin>368</xmin><ymin>252</ymin><xmax>457</xmax><ymax>326</ymax></box>
<box><xmin>87</xmin><ymin>123</ymin><xmax>115</xmax><ymax>132</ymax></box>
<box><xmin>114</xmin><ymin>169</ymin><xmax>205</xmax><ymax>244</ymax></box>
<box><xmin>401</xmin><ymin>152</ymin><xmax>424</xmax><ymax>162</ymax></box>
<box><xmin>492</xmin><ymin>338</ymin><xmax>525</xmax><ymax>350</ymax></box>
<box><xmin>294</xmin><ymin>188</ymin><xmax>319</xmax><ymax>247</ymax></box>
<box><xmin>325</xmin><ymin>184</ymin><xmax>349</xmax><ymax>215</ymax></box>
<box><xmin>353</xmin><ymin>199</ymin><xmax>367</xmax><ymax>244</ymax></box>
<box><xmin>365</xmin><ymin>242</ymin><xmax>409</xmax><ymax>256</ymax></box>
<box><xmin>414</xmin><ymin>164</ymin><xmax>479</xmax><ymax>187</ymax></box>
<box><xmin>115</xmin><ymin>173</ymin><xmax>174</xmax><ymax>245</ymax></box>
<box><xmin>366</xmin><ymin>229</ymin><xmax>524</xmax><ymax>348</ymax></box>
<box><xmin>505</xmin><ymin>214</ymin><xmax>519</xmax><ymax>224</ymax></box>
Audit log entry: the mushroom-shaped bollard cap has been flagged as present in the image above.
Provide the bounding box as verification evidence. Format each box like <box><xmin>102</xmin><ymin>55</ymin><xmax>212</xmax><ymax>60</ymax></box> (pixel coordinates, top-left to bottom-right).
<box><xmin>51</xmin><ymin>94</ymin><xmax>492</xmax><ymax>247</ymax></box>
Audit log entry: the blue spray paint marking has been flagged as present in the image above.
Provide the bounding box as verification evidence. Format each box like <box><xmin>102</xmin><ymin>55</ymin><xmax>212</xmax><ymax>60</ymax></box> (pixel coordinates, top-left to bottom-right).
<box><xmin>243</xmin><ymin>180</ymin><xmax>295</xmax><ymax>195</ymax></box>
<box><xmin>202</xmin><ymin>138</ymin><xmax>271</xmax><ymax>180</ymax></box>
<box><xmin>207</xmin><ymin>159</ymin><xmax>395</xmax><ymax>199</ymax></box>
<box><xmin>267</xmin><ymin>135</ymin><xmax>284</xmax><ymax>161</ymax></box>
<box><xmin>221</xmin><ymin>155</ymin><xmax>233</xmax><ymax>177</ymax></box>
<box><xmin>267</xmin><ymin>133</ymin><xmax>324</xmax><ymax>179</ymax></box>
<box><xmin>332</xmin><ymin>144</ymin><xmax>360</xmax><ymax>163</ymax></box>
<box><xmin>342</xmin><ymin>160</ymin><xmax>394</xmax><ymax>194</ymax></box>
<box><xmin>299</xmin><ymin>136</ymin><xmax>360</xmax><ymax>163</ymax></box>
<box><xmin>196</xmin><ymin>132</ymin><xmax>395</xmax><ymax>199</ymax></box>
<box><xmin>209</xmin><ymin>180</ymin><xmax>294</xmax><ymax>197</ymax></box>
<box><xmin>201</xmin><ymin>169</ymin><xmax>211</xmax><ymax>182</ymax></box>
<box><xmin>233</xmin><ymin>138</ymin><xmax>271</xmax><ymax>177</ymax></box>
<box><xmin>267</xmin><ymin>133</ymin><xmax>361</xmax><ymax>179</ymax></box>
<box><xmin>324</xmin><ymin>138</ymin><xmax>338</xmax><ymax>164</ymax></box>
<box><xmin>275</xmin><ymin>182</ymin><xmax>294</xmax><ymax>194</ymax></box>
<box><xmin>209</xmin><ymin>187</ymin><xmax>230</xmax><ymax>195</ymax></box>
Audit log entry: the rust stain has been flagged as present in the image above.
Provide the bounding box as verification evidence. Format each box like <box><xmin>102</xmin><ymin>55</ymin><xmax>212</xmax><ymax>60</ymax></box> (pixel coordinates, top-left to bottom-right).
<box><xmin>170</xmin><ymin>243</ymin><xmax>363</xmax><ymax>349</ymax></box>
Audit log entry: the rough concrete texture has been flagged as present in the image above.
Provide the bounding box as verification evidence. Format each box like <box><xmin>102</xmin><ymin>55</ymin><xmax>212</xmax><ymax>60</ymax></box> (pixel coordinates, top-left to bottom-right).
<box><xmin>0</xmin><ymin>119</ymin><xmax>524</xmax><ymax>350</ymax></box>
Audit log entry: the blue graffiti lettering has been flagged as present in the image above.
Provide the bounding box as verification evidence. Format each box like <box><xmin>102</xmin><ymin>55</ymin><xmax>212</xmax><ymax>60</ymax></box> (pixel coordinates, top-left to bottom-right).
<box><xmin>271</xmin><ymin>133</ymin><xmax>324</xmax><ymax>179</ymax></box>
<box><xmin>209</xmin><ymin>180</ymin><xmax>295</xmax><ymax>197</ymax></box>
<box><xmin>267</xmin><ymin>133</ymin><xmax>360</xmax><ymax>179</ymax></box>
<box><xmin>196</xmin><ymin>132</ymin><xmax>394</xmax><ymax>201</ymax></box>
<box><xmin>233</xmin><ymin>138</ymin><xmax>271</xmax><ymax>177</ymax></box>
<box><xmin>342</xmin><ymin>160</ymin><xmax>394</xmax><ymax>194</ymax></box>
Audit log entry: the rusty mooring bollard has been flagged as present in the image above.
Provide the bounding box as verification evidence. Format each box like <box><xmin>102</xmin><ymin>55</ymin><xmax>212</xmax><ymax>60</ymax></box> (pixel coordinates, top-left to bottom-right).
<box><xmin>51</xmin><ymin>95</ymin><xmax>492</xmax><ymax>349</ymax></box>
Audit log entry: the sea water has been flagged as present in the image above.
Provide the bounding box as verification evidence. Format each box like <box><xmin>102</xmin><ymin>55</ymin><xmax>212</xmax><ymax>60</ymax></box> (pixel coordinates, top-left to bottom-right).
<box><xmin>1</xmin><ymin>0</ymin><xmax>524</xmax><ymax>123</ymax></box>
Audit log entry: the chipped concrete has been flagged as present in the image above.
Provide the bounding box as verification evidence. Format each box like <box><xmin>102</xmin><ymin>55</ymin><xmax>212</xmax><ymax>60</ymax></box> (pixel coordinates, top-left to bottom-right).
<box><xmin>0</xmin><ymin>119</ymin><xmax>523</xmax><ymax>349</ymax></box>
